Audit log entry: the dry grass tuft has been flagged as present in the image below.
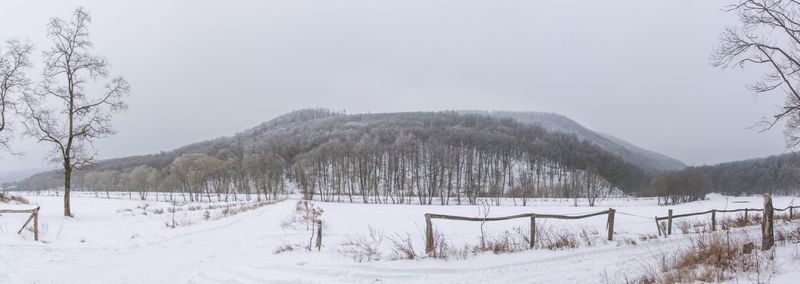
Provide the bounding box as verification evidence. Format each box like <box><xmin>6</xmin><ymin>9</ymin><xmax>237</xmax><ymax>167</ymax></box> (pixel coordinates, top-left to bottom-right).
<box><xmin>638</xmin><ymin>232</ymin><xmax>776</xmax><ymax>283</ymax></box>
<box><xmin>388</xmin><ymin>233</ymin><xmax>417</xmax><ymax>260</ymax></box>
<box><xmin>639</xmin><ymin>233</ymin><xmax>658</xmax><ymax>241</ymax></box>
<box><xmin>474</xmin><ymin>230</ymin><xmax>529</xmax><ymax>254</ymax></box>
<box><xmin>339</xmin><ymin>226</ymin><xmax>385</xmax><ymax>262</ymax></box>
<box><xmin>775</xmin><ymin>224</ymin><xmax>800</xmax><ymax>245</ymax></box>
<box><xmin>720</xmin><ymin>213</ymin><xmax>760</xmax><ymax>230</ymax></box>
<box><xmin>675</xmin><ymin>220</ymin><xmax>708</xmax><ymax>234</ymax></box>
<box><xmin>273</xmin><ymin>243</ymin><xmax>300</xmax><ymax>254</ymax></box>
<box><xmin>429</xmin><ymin>230</ymin><xmax>470</xmax><ymax>260</ymax></box>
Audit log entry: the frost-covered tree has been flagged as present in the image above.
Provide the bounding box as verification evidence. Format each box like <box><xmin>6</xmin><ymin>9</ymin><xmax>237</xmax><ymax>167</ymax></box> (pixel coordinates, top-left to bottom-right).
<box><xmin>130</xmin><ymin>165</ymin><xmax>160</xmax><ymax>200</ymax></box>
<box><xmin>0</xmin><ymin>39</ymin><xmax>33</xmax><ymax>151</ymax></box>
<box><xmin>22</xmin><ymin>7</ymin><xmax>130</xmax><ymax>216</ymax></box>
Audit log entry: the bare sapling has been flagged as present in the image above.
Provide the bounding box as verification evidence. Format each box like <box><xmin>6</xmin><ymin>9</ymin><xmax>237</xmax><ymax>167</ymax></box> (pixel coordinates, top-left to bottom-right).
<box><xmin>478</xmin><ymin>199</ymin><xmax>491</xmax><ymax>249</ymax></box>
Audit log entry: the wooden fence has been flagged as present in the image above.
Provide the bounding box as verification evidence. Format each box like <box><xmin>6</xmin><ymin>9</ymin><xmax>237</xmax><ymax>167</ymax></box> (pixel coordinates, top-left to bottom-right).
<box><xmin>424</xmin><ymin>209</ymin><xmax>615</xmax><ymax>256</ymax></box>
<box><xmin>655</xmin><ymin>205</ymin><xmax>797</xmax><ymax>236</ymax></box>
<box><xmin>0</xmin><ymin>207</ymin><xmax>40</xmax><ymax>241</ymax></box>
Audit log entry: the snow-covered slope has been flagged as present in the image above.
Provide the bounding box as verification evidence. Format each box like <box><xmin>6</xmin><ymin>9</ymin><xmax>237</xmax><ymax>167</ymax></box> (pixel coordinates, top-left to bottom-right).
<box><xmin>479</xmin><ymin>111</ymin><xmax>686</xmax><ymax>173</ymax></box>
<box><xmin>1</xmin><ymin>193</ymin><xmax>798</xmax><ymax>283</ymax></box>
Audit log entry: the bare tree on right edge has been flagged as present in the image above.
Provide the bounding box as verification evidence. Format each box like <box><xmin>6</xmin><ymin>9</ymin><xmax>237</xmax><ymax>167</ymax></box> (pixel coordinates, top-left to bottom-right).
<box><xmin>0</xmin><ymin>39</ymin><xmax>33</xmax><ymax>151</ymax></box>
<box><xmin>712</xmin><ymin>0</ymin><xmax>800</xmax><ymax>148</ymax></box>
<box><xmin>23</xmin><ymin>7</ymin><xmax>130</xmax><ymax>217</ymax></box>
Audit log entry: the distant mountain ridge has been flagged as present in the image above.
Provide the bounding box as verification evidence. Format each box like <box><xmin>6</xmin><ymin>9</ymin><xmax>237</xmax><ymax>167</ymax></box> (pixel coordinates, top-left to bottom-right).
<box><xmin>472</xmin><ymin>111</ymin><xmax>686</xmax><ymax>173</ymax></box>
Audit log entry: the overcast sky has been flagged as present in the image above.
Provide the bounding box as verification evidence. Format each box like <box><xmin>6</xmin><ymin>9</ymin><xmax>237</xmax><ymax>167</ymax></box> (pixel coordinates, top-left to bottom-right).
<box><xmin>0</xmin><ymin>0</ymin><xmax>790</xmax><ymax>173</ymax></box>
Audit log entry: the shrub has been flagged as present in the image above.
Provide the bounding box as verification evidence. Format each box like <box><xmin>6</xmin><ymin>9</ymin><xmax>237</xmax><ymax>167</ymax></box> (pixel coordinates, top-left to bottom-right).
<box><xmin>720</xmin><ymin>213</ymin><xmax>759</xmax><ymax>230</ymax></box>
<box><xmin>340</xmin><ymin>226</ymin><xmax>384</xmax><ymax>262</ymax></box>
<box><xmin>639</xmin><ymin>233</ymin><xmax>658</xmax><ymax>241</ymax></box>
<box><xmin>474</xmin><ymin>230</ymin><xmax>528</xmax><ymax>254</ymax></box>
<box><xmin>388</xmin><ymin>233</ymin><xmax>417</xmax><ymax>260</ymax></box>
<box><xmin>273</xmin><ymin>244</ymin><xmax>299</xmax><ymax>255</ymax></box>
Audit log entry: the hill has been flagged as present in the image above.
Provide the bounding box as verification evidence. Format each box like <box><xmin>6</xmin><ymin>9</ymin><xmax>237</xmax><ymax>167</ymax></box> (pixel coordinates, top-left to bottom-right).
<box><xmin>17</xmin><ymin>109</ymin><xmax>676</xmax><ymax>204</ymax></box>
<box><xmin>475</xmin><ymin>111</ymin><xmax>686</xmax><ymax>173</ymax></box>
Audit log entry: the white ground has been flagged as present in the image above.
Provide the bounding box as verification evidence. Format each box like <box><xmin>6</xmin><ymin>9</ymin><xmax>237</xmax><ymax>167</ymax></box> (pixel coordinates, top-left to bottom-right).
<box><xmin>1</xmin><ymin>192</ymin><xmax>799</xmax><ymax>283</ymax></box>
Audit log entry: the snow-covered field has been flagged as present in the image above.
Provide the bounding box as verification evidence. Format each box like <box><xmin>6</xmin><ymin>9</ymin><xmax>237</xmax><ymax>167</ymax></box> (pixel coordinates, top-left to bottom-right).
<box><xmin>1</xmin><ymin>192</ymin><xmax>799</xmax><ymax>283</ymax></box>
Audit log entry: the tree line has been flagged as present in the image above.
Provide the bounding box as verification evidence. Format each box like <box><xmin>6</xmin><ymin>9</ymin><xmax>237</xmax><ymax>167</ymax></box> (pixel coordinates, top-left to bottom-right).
<box><xmin>644</xmin><ymin>153</ymin><xmax>800</xmax><ymax>204</ymax></box>
<box><xmin>18</xmin><ymin>110</ymin><xmax>648</xmax><ymax>206</ymax></box>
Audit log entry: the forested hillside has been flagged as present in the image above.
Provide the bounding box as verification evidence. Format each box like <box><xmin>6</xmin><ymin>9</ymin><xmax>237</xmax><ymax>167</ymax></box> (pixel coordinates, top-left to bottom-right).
<box><xmin>701</xmin><ymin>153</ymin><xmax>800</xmax><ymax>195</ymax></box>
<box><xmin>645</xmin><ymin>153</ymin><xmax>800</xmax><ymax>204</ymax></box>
<box><xmin>475</xmin><ymin>111</ymin><xmax>687</xmax><ymax>173</ymax></box>
<box><xmin>16</xmin><ymin>109</ymin><xmax>654</xmax><ymax>205</ymax></box>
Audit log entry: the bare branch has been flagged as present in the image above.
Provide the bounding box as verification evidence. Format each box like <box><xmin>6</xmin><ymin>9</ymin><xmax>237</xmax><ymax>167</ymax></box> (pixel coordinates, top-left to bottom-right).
<box><xmin>0</xmin><ymin>39</ymin><xmax>34</xmax><ymax>151</ymax></box>
<box><xmin>713</xmin><ymin>0</ymin><xmax>800</xmax><ymax>147</ymax></box>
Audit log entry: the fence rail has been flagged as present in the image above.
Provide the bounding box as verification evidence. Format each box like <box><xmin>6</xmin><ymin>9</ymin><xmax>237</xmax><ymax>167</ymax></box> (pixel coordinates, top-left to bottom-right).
<box><xmin>655</xmin><ymin>205</ymin><xmax>797</xmax><ymax>236</ymax></box>
<box><xmin>0</xmin><ymin>207</ymin><xmax>40</xmax><ymax>241</ymax></box>
<box><xmin>424</xmin><ymin>209</ymin><xmax>615</xmax><ymax>256</ymax></box>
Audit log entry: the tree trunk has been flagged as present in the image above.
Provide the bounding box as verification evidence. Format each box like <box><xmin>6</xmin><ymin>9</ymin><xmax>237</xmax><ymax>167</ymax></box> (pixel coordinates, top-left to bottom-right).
<box><xmin>64</xmin><ymin>165</ymin><xmax>72</xmax><ymax>217</ymax></box>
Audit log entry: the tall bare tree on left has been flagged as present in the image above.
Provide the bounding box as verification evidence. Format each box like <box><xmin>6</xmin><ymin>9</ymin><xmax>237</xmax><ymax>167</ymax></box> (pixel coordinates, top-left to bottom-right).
<box><xmin>0</xmin><ymin>39</ymin><xmax>33</xmax><ymax>151</ymax></box>
<box><xmin>23</xmin><ymin>7</ymin><xmax>130</xmax><ymax>217</ymax></box>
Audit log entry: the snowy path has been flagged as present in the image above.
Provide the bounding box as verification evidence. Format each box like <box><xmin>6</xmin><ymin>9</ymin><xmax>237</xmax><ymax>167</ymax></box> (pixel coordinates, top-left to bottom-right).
<box><xmin>184</xmin><ymin>232</ymin><xmax>695</xmax><ymax>284</ymax></box>
<box><xmin>2</xmin><ymin>200</ymin><xmax>300</xmax><ymax>283</ymax></box>
<box><xmin>2</xmin><ymin>194</ymin><xmax>799</xmax><ymax>283</ymax></box>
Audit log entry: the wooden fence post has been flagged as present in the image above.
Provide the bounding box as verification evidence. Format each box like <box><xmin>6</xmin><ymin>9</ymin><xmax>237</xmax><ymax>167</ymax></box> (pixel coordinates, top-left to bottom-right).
<box><xmin>762</xmin><ymin>194</ymin><xmax>774</xmax><ymax>250</ymax></box>
<box><xmin>315</xmin><ymin>220</ymin><xmax>322</xmax><ymax>251</ymax></box>
<box><xmin>530</xmin><ymin>215</ymin><xmax>536</xmax><ymax>249</ymax></box>
<box><xmin>33</xmin><ymin>207</ymin><xmax>39</xmax><ymax>241</ymax></box>
<box><xmin>667</xmin><ymin>209</ymin><xmax>673</xmax><ymax>236</ymax></box>
<box><xmin>711</xmin><ymin>209</ymin><xmax>716</xmax><ymax>232</ymax></box>
<box><xmin>745</xmin><ymin>208</ymin><xmax>749</xmax><ymax>221</ymax></box>
<box><xmin>425</xmin><ymin>214</ymin><xmax>434</xmax><ymax>256</ymax></box>
<box><xmin>655</xmin><ymin>216</ymin><xmax>662</xmax><ymax>237</ymax></box>
<box><xmin>790</xmin><ymin>206</ymin><xmax>794</xmax><ymax>220</ymax></box>
<box><xmin>607</xmin><ymin>209</ymin><xmax>615</xmax><ymax>241</ymax></box>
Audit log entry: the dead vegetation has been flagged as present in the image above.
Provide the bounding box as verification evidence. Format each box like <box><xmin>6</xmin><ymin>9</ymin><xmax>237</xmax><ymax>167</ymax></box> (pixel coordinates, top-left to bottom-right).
<box><xmin>211</xmin><ymin>199</ymin><xmax>281</xmax><ymax>220</ymax></box>
<box><xmin>638</xmin><ymin>233</ymin><xmax>658</xmax><ymax>241</ymax></box>
<box><xmin>541</xmin><ymin>230</ymin><xmax>579</xmax><ymax>250</ymax></box>
<box><xmin>775</xmin><ymin>225</ymin><xmax>800</xmax><ymax>245</ymax></box>
<box><xmin>0</xmin><ymin>192</ymin><xmax>29</xmax><ymax>204</ymax></box>
<box><xmin>674</xmin><ymin>220</ymin><xmax>709</xmax><ymax>234</ymax></box>
<box><xmin>388</xmin><ymin>233</ymin><xmax>417</xmax><ymax>260</ymax></box>
<box><xmin>281</xmin><ymin>200</ymin><xmax>323</xmax><ymax>230</ymax></box>
<box><xmin>423</xmin><ymin>223</ymin><xmax>605</xmax><ymax>261</ymax></box>
<box><xmin>427</xmin><ymin>230</ymin><xmax>470</xmax><ymax>260</ymax></box>
<box><xmin>638</xmin><ymin>232</ymin><xmax>777</xmax><ymax>283</ymax></box>
<box><xmin>339</xmin><ymin>226</ymin><xmax>385</xmax><ymax>262</ymax></box>
<box><xmin>273</xmin><ymin>243</ymin><xmax>301</xmax><ymax>255</ymax></box>
<box><xmin>473</xmin><ymin>229</ymin><xmax>529</xmax><ymax>254</ymax></box>
<box><xmin>775</xmin><ymin>211</ymin><xmax>800</xmax><ymax>223</ymax></box>
<box><xmin>720</xmin><ymin>213</ymin><xmax>761</xmax><ymax>231</ymax></box>
<box><xmin>162</xmin><ymin>199</ymin><xmax>282</xmax><ymax>229</ymax></box>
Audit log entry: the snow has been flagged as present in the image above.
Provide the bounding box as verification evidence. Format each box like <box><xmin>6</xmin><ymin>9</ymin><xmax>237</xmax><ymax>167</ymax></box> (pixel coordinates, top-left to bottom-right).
<box><xmin>1</xmin><ymin>192</ymin><xmax>799</xmax><ymax>283</ymax></box>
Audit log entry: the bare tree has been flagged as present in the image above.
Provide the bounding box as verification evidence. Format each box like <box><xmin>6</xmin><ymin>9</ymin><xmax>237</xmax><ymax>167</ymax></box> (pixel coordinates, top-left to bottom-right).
<box><xmin>23</xmin><ymin>7</ymin><xmax>130</xmax><ymax>216</ymax></box>
<box><xmin>712</xmin><ymin>0</ymin><xmax>800</xmax><ymax>147</ymax></box>
<box><xmin>0</xmin><ymin>39</ymin><xmax>33</xmax><ymax>151</ymax></box>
